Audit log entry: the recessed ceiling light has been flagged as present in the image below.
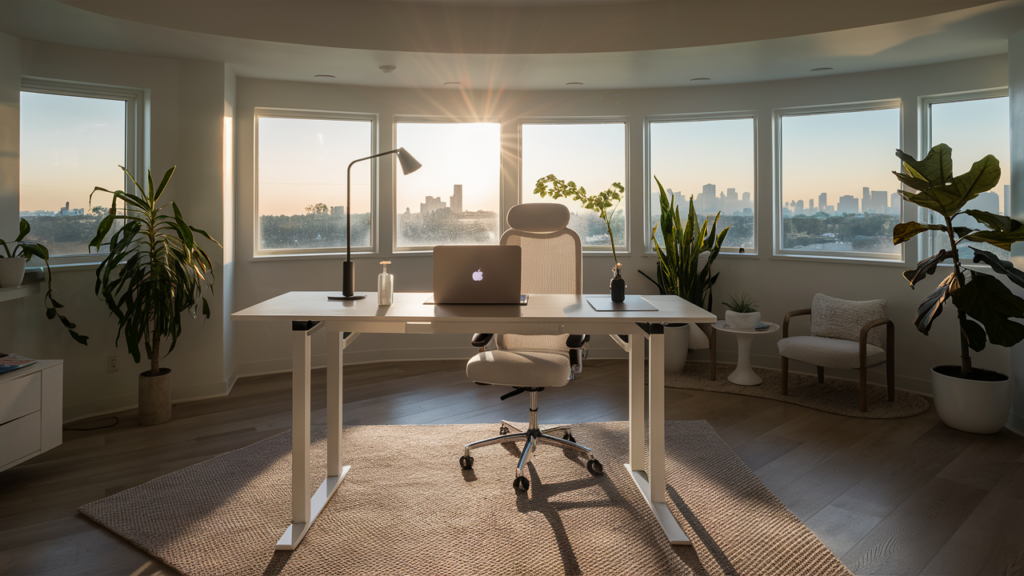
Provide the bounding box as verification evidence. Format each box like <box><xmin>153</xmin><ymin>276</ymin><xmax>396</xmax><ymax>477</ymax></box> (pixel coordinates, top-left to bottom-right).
<box><xmin>444</xmin><ymin>81</ymin><xmax>461</xmax><ymax>86</ymax></box>
<box><xmin>811</xmin><ymin>67</ymin><xmax>833</xmax><ymax>72</ymax></box>
<box><xmin>690</xmin><ymin>77</ymin><xmax>711</xmax><ymax>82</ymax></box>
<box><xmin>379</xmin><ymin>65</ymin><xmax>396</xmax><ymax>74</ymax></box>
<box><xmin>314</xmin><ymin>74</ymin><xmax>335</xmax><ymax>79</ymax></box>
<box><xmin>566</xmin><ymin>82</ymin><xmax>584</xmax><ymax>86</ymax></box>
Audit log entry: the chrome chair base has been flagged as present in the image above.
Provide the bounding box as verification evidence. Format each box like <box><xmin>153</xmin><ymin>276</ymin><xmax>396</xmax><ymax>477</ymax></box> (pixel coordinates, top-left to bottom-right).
<box><xmin>458</xmin><ymin>391</ymin><xmax>604</xmax><ymax>492</ymax></box>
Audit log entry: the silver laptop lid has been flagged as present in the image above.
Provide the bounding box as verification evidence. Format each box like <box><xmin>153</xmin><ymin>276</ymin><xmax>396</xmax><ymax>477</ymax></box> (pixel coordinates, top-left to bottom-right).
<box><xmin>433</xmin><ymin>245</ymin><xmax>522</xmax><ymax>304</ymax></box>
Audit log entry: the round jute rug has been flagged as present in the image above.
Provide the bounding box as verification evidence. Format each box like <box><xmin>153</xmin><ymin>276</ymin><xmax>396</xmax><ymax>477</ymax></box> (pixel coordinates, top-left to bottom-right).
<box><xmin>666</xmin><ymin>362</ymin><xmax>929</xmax><ymax>419</ymax></box>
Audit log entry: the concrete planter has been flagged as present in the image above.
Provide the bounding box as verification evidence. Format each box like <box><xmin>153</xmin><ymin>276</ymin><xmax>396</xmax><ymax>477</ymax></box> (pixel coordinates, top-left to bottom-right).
<box><xmin>664</xmin><ymin>323</ymin><xmax>690</xmax><ymax>373</ymax></box>
<box><xmin>0</xmin><ymin>257</ymin><xmax>26</xmax><ymax>288</ymax></box>
<box><xmin>932</xmin><ymin>366</ymin><xmax>1010</xmax><ymax>434</ymax></box>
<box><xmin>725</xmin><ymin>310</ymin><xmax>760</xmax><ymax>330</ymax></box>
<box><xmin>138</xmin><ymin>368</ymin><xmax>172</xmax><ymax>426</ymax></box>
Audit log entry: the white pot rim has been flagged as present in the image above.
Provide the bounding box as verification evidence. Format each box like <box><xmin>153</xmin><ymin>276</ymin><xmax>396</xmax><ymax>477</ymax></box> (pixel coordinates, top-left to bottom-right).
<box><xmin>931</xmin><ymin>365</ymin><xmax>1008</xmax><ymax>383</ymax></box>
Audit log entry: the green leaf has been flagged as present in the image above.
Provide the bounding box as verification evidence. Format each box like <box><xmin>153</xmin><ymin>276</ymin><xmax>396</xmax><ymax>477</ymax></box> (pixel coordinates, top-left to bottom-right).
<box><xmin>903</xmin><ymin>249</ymin><xmax>953</xmax><ymax>288</ymax></box>
<box><xmin>897</xmin><ymin>144</ymin><xmax>953</xmax><ymax>185</ymax></box>
<box><xmin>951</xmin><ymin>155</ymin><xmax>1001</xmax><ymax>208</ymax></box>
<box><xmin>972</xmin><ymin>249</ymin><xmax>1024</xmax><ymax>290</ymax></box>
<box><xmin>16</xmin><ymin>218</ymin><xmax>30</xmax><ymax>243</ymax></box>
<box><xmin>953</xmin><ymin>273</ymin><xmax>1024</xmax><ymax>348</ymax></box>
<box><xmin>893</xmin><ymin>221</ymin><xmax>945</xmax><ymax>246</ymax></box>
<box><xmin>964</xmin><ymin>210</ymin><xmax>1020</xmax><ymax>233</ymax></box>
<box><xmin>960</xmin><ymin>317</ymin><xmax>987</xmax><ymax>352</ymax></box>
<box><xmin>913</xmin><ymin>273</ymin><xmax>958</xmax><ymax>335</ymax></box>
<box><xmin>154</xmin><ymin>166</ymin><xmax>175</xmax><ymax>202</ymax></box>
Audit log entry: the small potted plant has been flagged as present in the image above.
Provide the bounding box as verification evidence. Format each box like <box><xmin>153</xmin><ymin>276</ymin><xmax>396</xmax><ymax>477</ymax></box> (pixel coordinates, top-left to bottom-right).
<box><xmin>891</xmin><ymin>143</ymin><xmax>1024</xmax><ymax>434</ymax></box>
<box><xmin>89</xmin><ymin>165</ymin><xmax>219</xmax><ymax>426</ymax></box>
<box><xmin>533</xmin><ymin>174</ymin><xmax>625</xmax><ymax>301</ymax></box>
<box><xmin>723</xmin><ymin>292</ymin><xmax>760</xmax><ymax>330</ymax></box>
<box><xmin>1</xmin><ymin>218</ymin><xmax>88</xmax><ymax>344</ymax></box>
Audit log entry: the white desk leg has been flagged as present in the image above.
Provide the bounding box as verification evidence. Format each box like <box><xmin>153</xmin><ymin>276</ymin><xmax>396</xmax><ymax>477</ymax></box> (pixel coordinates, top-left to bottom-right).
<box><xmin>277</xmin><ymin>325</ymin><xmax>350</xmax><ymax>551</ymax></box>
<box><xmin>628</xmin><ymin>335</ymin><xmax>645</xmax><ymax>471</ymax></box>
<box><xmin>625</xmin><ymin>327</ymin><xmax>691</xmax><ymax>546</ymax></box>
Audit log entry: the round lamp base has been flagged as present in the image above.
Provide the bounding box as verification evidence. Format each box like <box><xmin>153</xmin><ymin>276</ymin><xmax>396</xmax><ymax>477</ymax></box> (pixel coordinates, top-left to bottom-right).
<box><xmin>328</xmin><ymin>294</ymin><xmax>367</xmax><ymax>301</ymax></box>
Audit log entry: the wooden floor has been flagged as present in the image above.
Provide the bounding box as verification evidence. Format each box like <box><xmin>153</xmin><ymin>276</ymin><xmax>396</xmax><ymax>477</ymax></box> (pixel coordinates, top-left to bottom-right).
<box><xmin>1</xmin><ymin>359</ymin><xmax>1022</xmax><ymax>576</ymax></box>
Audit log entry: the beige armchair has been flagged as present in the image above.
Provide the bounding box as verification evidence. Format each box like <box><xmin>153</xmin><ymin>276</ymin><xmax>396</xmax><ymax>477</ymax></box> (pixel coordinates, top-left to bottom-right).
<box><xmin>777</xmin><ymin>294</ymin><xmax>894</xmax><ymax>412</ymax></box>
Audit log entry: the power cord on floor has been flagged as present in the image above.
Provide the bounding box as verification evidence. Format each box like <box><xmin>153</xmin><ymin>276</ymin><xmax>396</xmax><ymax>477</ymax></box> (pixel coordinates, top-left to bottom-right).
<box><xmin>64</xmin><ymin>416</ymin><xmax>119</xmax><ymax>431</ymax></box>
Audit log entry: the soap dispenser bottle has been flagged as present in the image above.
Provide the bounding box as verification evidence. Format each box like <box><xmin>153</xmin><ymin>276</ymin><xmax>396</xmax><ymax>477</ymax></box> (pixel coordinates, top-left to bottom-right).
<box><xmin>377</xmin><ymin>261</ymin><xmax>393</xmax><ymax>305</ymax></box>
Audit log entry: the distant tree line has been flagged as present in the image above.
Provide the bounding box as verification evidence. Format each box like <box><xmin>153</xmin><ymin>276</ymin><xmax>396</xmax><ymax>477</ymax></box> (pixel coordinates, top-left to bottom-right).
<box><xmin>784</xmin><ymin>213</ymin><xmax>900</xmax><ymax>251</ymax></box>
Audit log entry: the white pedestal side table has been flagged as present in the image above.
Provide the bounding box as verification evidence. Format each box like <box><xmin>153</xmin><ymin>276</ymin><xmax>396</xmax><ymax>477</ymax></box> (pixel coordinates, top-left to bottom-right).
<box><xmin>710</xmin><ymin>320</ymin><xmax>779</xmax><ymax>386</ymax></box>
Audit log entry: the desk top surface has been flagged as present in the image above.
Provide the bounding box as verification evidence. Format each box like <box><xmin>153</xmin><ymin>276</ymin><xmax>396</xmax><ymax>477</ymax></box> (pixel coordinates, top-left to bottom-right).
<box><xmin>232</xmin><ymin>292</ymin><xmax>717</xmax><ymax>325</ymax></box>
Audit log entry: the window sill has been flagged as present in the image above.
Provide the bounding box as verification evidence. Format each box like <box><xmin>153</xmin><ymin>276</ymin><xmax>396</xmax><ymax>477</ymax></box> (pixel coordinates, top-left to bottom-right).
<box><xmin>769</xmin><ymin>252</ymin><xmax>907</xmax><ymax>267</ymax></box>
<box><xmin>0</xmin><ymin>279</ymin><xmax>42</xmax><ymax>304</ymax></box>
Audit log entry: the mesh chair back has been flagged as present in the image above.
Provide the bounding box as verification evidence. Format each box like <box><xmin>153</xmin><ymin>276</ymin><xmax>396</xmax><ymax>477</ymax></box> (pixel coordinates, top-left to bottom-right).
<box><xmin>497</xmin><ymin>226</ymin><xmax>582</xmax><ymax>352</ymax></box>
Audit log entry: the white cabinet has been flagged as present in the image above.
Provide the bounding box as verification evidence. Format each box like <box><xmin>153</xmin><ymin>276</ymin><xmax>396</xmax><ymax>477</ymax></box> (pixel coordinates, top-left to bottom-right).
<box><xmin>0</xmin><ymin>360</ymin><xmax>62</xmax><ymax>473</ymax></box>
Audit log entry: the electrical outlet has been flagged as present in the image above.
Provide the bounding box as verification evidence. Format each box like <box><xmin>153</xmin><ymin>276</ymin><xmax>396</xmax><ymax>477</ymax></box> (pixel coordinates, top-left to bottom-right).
<box><xmin>107</xmin><ymin>355</ymin><xmax>118</xmax><ymax>373</ymax></box>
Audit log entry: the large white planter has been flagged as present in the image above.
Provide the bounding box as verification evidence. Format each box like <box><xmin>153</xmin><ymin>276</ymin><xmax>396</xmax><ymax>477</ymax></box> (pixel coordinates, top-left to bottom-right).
<box><xmin>0</xmin><ymin>257</ymin><xmax>26</xmax><ymax>288</ymax></box>
<box><xmin>139</xmin><ymin>368</ymin><xmax>172</xmax><ymax>426</ymax></box>
<box><xmin>725</xmin><ymin>310</ymin><xmax>760</xmax><ymax>330</ymax></box>
<box><xmin>932</xmin><ymin>366</ymin><xmax>1010</xmax><ymax>434</ymax></box>
<box><xmin>664</xmin><ymin>323</ymin><xmax>690</xmax><ymax>373</ymax></box>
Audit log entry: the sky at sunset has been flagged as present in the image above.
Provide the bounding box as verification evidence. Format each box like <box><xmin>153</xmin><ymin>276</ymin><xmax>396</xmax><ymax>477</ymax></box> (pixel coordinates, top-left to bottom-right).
<box><xmin>20</xmin><ymin>92</ymin><xmax>125</xmax><ymax>213</ymax></box>
<box><xmin>930</xmin><ymin>96</ymin><xmax>1010</xmax><ymax>214</ymax></box>
<box><xmin>521</xmin><ymin>123</ymin><xmax>626</xmax><ymax>212</ymax></box>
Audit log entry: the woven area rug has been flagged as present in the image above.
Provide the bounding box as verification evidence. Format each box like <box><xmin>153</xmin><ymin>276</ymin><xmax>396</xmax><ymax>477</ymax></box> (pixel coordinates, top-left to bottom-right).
<box><xmin>667</xmin><ymin>362</ymin><xmax>930</xmax><ymax>419</ymax></box>
<box><xmin>80</xmin><ymin>421</ymin><xmax>851</xmax><ymax>576</ymax></box>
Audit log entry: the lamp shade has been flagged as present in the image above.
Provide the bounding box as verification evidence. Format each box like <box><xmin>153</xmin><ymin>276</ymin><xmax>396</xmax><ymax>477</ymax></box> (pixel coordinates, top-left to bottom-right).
<box><xmin>396</xmin><ymin>147</ymin><xmax>422</xmax><ymax>175</ymax></box>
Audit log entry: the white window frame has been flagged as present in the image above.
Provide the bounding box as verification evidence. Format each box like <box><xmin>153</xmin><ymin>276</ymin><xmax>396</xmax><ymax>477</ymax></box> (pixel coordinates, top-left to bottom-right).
<box><xmin>773</xmin><ymin>99</ymin><xmax>904</xmax><ymax>263</ymax></box>
<box><xmin>644</xmin><ymin>111</ymin><xmax>758</xmax><ymax>255</ymax></box>
<box><xmin>254</xmin><ymin>108</ymin><xmax>378</xmax><ymax>258</ymax></box>
<box><xmin>919</xmin><ymin>87</ymin><xmax>1009</xmax><ymax>263</ymax></box>
<box><xmin>518</xmin><ymin>117</ymin><xmax>630</xmax><ymax>254</ymax></box>
<box><xmin>20</xmin><ymin>77</ymin><xmax>146</xmax><ymax>266</ymax></box>
<box><xmin>392</xmin><ymin>116</ymin><xmax>503</xmax><ymax>253</ymax></box>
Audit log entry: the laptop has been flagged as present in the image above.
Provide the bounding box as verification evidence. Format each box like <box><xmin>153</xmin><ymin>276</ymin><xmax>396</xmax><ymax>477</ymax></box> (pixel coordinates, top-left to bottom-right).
<box><xmin>432</xmin><ymin>245</ymin><xmax>522</xmax><ymax>304</ymax></box>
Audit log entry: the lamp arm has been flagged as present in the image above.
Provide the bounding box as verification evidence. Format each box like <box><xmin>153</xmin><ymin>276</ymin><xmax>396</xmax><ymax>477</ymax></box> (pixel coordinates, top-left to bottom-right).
<box><xmin>346</xmin><ymin>149</ymin><xmax>402</xmax><ymax>262</ymax></box>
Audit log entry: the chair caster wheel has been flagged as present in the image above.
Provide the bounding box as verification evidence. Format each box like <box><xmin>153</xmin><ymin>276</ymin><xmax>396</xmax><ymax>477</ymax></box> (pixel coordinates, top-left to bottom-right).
<box><xmin>459</xmin><ymin>455</ymin><xmax>474</xmax><ymax>470</ymax></box>
<box><xmin>513</xmin><ymin>476</ymin><xmax>530</xmax><ymax>492</ymax></box>
<box><xmin>499</xmin><ymin>425</ymin><xmax>509</xmax><ymax>435</ymax></box>
<box><xmin>563</xmin><ymin>432</ymin><xmax>576</xmax><ymax>443</ymax></box>
<box><xmin>587</xmin><ymin>459</ymin><xmax>604</xmax><ymax>476</ymax></box>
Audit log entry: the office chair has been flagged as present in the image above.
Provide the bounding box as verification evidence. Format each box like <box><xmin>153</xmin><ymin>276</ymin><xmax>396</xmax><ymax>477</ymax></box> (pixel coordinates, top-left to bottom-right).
<box><xmin>459</xmin><ymin>203</ymin><xmax>603</xmax><ymax>492</ymax></box>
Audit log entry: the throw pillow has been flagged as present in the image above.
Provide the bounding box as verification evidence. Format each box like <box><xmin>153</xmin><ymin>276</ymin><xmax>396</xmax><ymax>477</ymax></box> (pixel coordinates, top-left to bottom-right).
<box><xmin>810</xmin><ymin>293</ymin><xmax>887</xmax><ymax>348</ymax></box>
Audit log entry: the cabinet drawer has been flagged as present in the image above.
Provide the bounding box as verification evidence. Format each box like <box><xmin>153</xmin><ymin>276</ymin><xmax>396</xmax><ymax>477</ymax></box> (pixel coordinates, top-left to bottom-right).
<box><xmin>0</xmin><ymin>372</ymin><xmax>41</xmax><ymax>425</ymax></box>
<box><xmin>0</xmin><ymin>412</ymin><xmax>41</xmax><ymax>468</ymax></box>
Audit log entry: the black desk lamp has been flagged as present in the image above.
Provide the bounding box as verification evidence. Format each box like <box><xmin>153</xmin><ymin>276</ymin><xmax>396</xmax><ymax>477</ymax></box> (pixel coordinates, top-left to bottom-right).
<box><xmin>339</xmin><ymin>147</ymin><xmax>422</xmax><ymax>300</ymax></box>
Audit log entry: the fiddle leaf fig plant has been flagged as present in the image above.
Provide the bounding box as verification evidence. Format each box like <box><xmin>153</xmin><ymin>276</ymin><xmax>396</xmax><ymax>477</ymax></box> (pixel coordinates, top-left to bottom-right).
<box><xmin>640</xmin><ymin>176</ymin><xmax>729</xmax><ymax>310</ymax></box>
<box><xmin>533</xmin><ymin>174</ymin><xmax>624</xmax><ymax>266</ymax></box>
<box><xmin>892</xmin><ymin>143</ymin><xmax>1024</xmax><ymax>377</ymax></box>
<box><xmin>1</xmin><ymin>218</ymin><xmax>88</xmax><ymax>345</ymax></box>
<box><xmin>89</xmin><ymin>166</ymin><xmax>220</xmax><ymax>375</ymax></box>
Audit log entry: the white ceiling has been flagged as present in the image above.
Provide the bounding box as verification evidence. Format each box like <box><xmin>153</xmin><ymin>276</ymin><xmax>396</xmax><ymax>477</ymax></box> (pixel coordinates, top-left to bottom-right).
<box><xmin>0</xmin><ymin>0</ymin><xmax>1022</xmax><ymax>90</ymax></box>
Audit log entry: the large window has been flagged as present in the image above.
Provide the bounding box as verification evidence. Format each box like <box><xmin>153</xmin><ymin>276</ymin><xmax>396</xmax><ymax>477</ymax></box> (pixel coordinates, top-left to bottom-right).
<box><xmin>648</xmin><ymin>116</ymin><xmax>755</xmax><ymax>251</ymax></box>
<box><xmin>20</xmin><ymin>83</ymin><xmax>136</xmax><ymax>258</ymax></box>
<box><xmin>395</xmin><ymin>120</ymin><xmax>501</xmax><ymax>249</ymax></box>
<box><xmin>521</xmin><ymin>122</ymin><xmax>627</xmax><ymax>249</ymax></box>
<box><xmin>926</xmin><ymin>92</ymin><xmax>1010</xmax><ymax>260</ymax></box>
<box><xmin>256</xmin><ymin>111</ymin><xmax>374</xmax><ymax>255</ymax></box>
<box><xmin>777</xmin><ymin>104</ymin><xmax>901</xmax><ymax>260</ymax></box>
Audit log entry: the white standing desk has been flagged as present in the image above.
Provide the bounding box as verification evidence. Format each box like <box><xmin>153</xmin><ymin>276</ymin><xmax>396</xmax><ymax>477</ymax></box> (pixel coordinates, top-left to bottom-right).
<box><xmin>232</xmin><ymin>291</ymin><xmax>717</xmax><ymax>550</ymax></box>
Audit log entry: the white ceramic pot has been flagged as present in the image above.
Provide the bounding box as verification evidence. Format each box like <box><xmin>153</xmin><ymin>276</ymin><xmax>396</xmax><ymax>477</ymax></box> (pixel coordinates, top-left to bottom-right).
<box><xmin>725</xmin><ymin>310</ymin><xmax>760</xmax><ymax>330</ymax></box>
<box><xmin>0</xmin><ymin>257</ymin><xmax>26</xmax><ymax>288</ymax></box>
<box><xmin>139</xmin><ymin>368</ymin><xmax>172</xmax><ymax>426</ymax></box>
<box><xmin>932</xmin><ymin>366</ymin><xmax>1010</xmax><ymax>434</ymax></box>
<box><xmin>664</xmin><ymin>323</ymin><xmax>690</xmax><ymax>373</ymax></box>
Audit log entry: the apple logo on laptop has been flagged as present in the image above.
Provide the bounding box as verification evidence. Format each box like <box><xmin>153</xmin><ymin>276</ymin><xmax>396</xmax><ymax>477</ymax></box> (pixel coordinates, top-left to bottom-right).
<box><xmin>472</xmin><ymin>269</ymin><xmax>483</xmax><ymax>281</ymax></box>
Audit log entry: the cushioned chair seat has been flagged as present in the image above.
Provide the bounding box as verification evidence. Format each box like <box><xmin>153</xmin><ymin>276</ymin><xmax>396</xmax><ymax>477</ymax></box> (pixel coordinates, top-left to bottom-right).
<box><xmin>778</xmin><ymin>336</ymin><xmax>885</xmax><ymax>370</ymax></box>
<box><xmin>467</xmin><ymin>350</ymin><xmax>572</xmax><ymax>388</ymax></box>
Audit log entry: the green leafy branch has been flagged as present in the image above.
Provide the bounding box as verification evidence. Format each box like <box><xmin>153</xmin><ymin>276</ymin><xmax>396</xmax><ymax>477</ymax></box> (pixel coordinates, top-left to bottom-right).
<box><xmin>533</xmin><ymin>174</ymin><xmax>624</xmax><ymax>265</ymax></box>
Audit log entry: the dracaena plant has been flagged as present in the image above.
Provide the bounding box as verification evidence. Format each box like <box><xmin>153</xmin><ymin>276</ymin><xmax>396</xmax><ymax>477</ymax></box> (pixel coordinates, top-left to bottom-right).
<box><xmin>533</xmin><ymin>174</ymin><xmax>624</xmax><ymax>266</ymax></box>
<box><xmin>1</xmin><ymin>218</ymin><xmax>88</xmax><ymax>345</ymax></box>
<box><xmin>892</xmin><ymin>143</ymin><xmax>1024</xmax><ymax>377</ymax></box>
<box><xmin>640</xmin><ymin>176</ymin><xmax>729</xmax><ymax>310</ymax></box>
<box><xmin>89</xmin><ymin>166</ymin><xmax>220</xmax><ymax>375</ymax></box>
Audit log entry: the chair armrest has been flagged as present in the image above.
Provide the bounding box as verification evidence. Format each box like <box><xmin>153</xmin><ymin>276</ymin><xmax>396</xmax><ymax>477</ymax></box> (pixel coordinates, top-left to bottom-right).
<box><xmin>471</xmin><ymin>333</ymin><xmax>494</xmax><ymax>348</ymax></box>
<box><xmin>783</xmin><ymin>309</ymin><xmax>812</xmax><ymax>338</ymax></box>
<box><xmin>859</xmin><ymin>318</ymin><xmax>894</xmax><ymax>365</ymax></box>
<box><xmin>565</xmin><ymin>334</ymin><xmax>590</xmax><ymax>348</ymax></box>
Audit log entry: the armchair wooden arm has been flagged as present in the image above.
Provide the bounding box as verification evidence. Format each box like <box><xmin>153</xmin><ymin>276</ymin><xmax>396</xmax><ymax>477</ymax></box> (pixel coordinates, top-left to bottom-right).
<box><xmin>782</xmin><ymin>309</ymin><xmax>812</xmax><ymax>338</ymax></box>
<box><xmin>858</xmin><ymin>317</ymin><xmax>895</xmax><ymax>410</ymax></box>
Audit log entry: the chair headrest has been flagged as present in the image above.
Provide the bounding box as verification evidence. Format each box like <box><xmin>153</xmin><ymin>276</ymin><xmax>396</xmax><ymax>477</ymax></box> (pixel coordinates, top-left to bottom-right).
<box><xmin>506</xmin><ymin>203</ymin><xmax>570</xmax><ymax>234</ymax></box>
